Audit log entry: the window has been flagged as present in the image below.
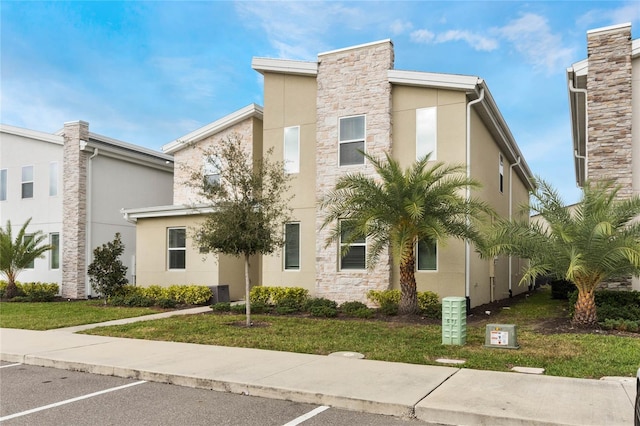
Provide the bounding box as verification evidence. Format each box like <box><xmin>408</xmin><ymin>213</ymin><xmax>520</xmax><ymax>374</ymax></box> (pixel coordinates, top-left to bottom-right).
<box><xmin>50</xmin><ymin>233</ymin><xmax>60</xmax><ymax>269</ymax></box>
<box><xmin>0</xmin><ymin>169</ymin><xmax>6</xmax><ymax>201</ymax></box>
<box><xmin>22</xmin><ymin>166</ymin><xmax>33</xmax><ymax>199</ymax></box>
<box><xmin>284</xmin><ymin>126</ymin><xmax>300</xmax><ymax>174</ymax></box>
<box><xmin>499</xmin><ymin>154</ymin><xmax>504</xmax><ymax>193</ymax></box>
<box><xmin>203</xmin><ymin>156</ymin><xmax>220</xmax><ymax>186</ymax></box>
<box><xmin>49</xmin><ymin>162</ymin><xmax>58</xmax><ymax>196</ymax></box>
<box><xmin>339</xmin><ymin>115</ymin><xmax>365</xmax><ymax>166</ymax></box>
<box><xmin>24</xmin><ymin>234</ymin><xmax>35</xmax><ymax>269</ymax></box>
<box><xmin>339</xmin><ymin>220</ymin><xmax>366</xmax><ymax>270</ymax></box>
<box><xmin>417</xmin><ymin>239</ymin><xmax>437</xmax><ymax>271</ymax></box>
<box><xmin>284</xmin><ymin>223</ymin><xmax>300</xmax><ymax>270</ymax></box>
<box><xmin>168</xmin><ymin>228</ymin><xmax>186</xmax><ymax>270</ymax></box>
<box><xmin>416</xmin><ymin>107</ymin><xmax>437</xmax><ymax>160</ymax></box>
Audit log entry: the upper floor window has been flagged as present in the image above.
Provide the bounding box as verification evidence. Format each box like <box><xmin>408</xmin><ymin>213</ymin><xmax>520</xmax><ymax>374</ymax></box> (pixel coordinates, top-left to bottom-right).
<box><xmin>339</xmin><ymin>220</ymin><xmax>366</xmax><ymax>270</ymax></box>
<box><xmin>284</xmin><ymin>222</ymin><xmax>300</xmax><ymax>270</ymax></box>
<box><xmin>499</xmin><ymin>153</ymin><xmax>504</xmax><ymax>193</ymax></box>
<box><xmin>22</xmin><ymin>165</ymin><xmax>33</xmax><ymax>199</ymax></box>
<box><xmin>168</xmin><ymin>227</ymin><xmax>186</xmax><ymax>270</ymax></box>
<box><xmin>50</xmin><ymin>233</ymin><xmax>60</xmax><ymax>269</ymax></box>
<box><xmin>49</xmin><ymin>162</ymin><xmax>58</xmax><ymax>196</ymax></box>
<box><xmin>417</xmin><ymin>239</ymin><xmax>437</xmax><ymax>271</ymax></box>
<box><xmin>339</xmin><ymin>115</ymin><xmax>365</xmax><ymax>166</ymax></box>
<box><xmin>416</xmin><ymin>107</ymin><xmax>437</xmax><ymax>160</ymax></box>
<box><xmin>203</xmin><ymin>156</ymin><xmax>220</xmax><ymax>187</ymax></box>
<box><xmin>284</xmin><ymin>126</ymin><xmax>300</xmax><ymax>174</ymax></box>
<box><xmin>0</xmin><ymin>169</ymin><xmax>7</xmax><ymax>201</ymax></box>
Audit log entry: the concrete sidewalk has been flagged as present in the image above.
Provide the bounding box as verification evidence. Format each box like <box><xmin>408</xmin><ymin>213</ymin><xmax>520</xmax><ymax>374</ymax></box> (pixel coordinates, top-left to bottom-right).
<box><xmin>0</xmin><ymin>308</ymin><xmax>635</xmax><ymax>425</ymax></box>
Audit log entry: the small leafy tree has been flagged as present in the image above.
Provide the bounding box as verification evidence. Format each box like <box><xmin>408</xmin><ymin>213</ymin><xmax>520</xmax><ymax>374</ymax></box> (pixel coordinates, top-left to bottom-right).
<box><xmin>190</xmin><ymin>134</ymin><xmax>292</xmax><ymax>326</ymax></box>
<box><xmin>87</xmin><ymin>233</ymin><xmax>128</xmax><ymax>303</ymax></box>
<box><xmin>0</xmin><ymin>218</ymin><xmax>51</xmax><ymax>299</ymax></box>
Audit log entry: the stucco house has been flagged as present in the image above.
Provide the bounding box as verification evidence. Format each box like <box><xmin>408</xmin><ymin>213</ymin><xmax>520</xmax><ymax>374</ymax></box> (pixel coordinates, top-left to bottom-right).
<box><xmin>126</xmin><ymin>40</ymin><xmax>534</xmax><ymax>309</ymax></box>
<box><xmin>0</xmin><ymin>121</ymin><xmax>174</xmax><ymax>298</ymax></box>
<box><xmin>566</xmin><ymin>22</ymin><xmax>640</xmax><ymax>290</ymax></box>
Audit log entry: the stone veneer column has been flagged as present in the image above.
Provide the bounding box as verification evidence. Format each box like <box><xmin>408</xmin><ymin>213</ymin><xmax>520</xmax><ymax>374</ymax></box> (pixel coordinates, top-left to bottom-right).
<box><xmin>315</xmin><ymin>41</ymin><xmax>394</xmax><ymax>304</ymax></box>
<box><xmin>587</xmin><ymin>24</ymin><xmax>633</xmax><ymax>198</ymax></box>
<box><xmin>62</xmin><ymin>121</ymin><xmax>89</xmax><ymax>299</ymax></box>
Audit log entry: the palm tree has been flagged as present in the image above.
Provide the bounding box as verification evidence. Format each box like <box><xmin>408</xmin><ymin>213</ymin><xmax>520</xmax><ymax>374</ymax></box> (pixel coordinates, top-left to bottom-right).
<box><xmin>321</xmin><ymin>152</ymin><xmax>490</xmax><ymax>315</ymax></box>
<box><xmin>0</xmin><ymin>218</ymin><xmax>52</xmax><ymax>299</ymax></box>
<box><xmin>482</xmin><ymin>179</ymin><xmax>640</xmax><ymax>326</ymax></box>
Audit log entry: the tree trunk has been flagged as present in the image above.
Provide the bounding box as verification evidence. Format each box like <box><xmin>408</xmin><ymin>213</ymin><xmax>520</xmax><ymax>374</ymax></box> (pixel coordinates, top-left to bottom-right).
<box><xmin>572</xmin><ymin>288</ymin><xmax>597</xmax><ymax>327</ymax></box>
<box><xmin>398</xmin><ymin>252</ymin><xmax>419</xmax><ymax>315</ymax></box>
<box><xmin>4</xmin><ymin>278</ymin><xmax>18</xmax><ymax>299</ymax></box>
<box><xmin>244</xmin><ymin>253</ymin><xmax>252</xmax><ymax>327</ymax></box>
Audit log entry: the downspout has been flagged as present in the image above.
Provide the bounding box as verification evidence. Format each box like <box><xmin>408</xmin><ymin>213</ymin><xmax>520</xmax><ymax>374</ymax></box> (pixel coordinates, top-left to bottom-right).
<box><xmin>86</xmin><ymin>148</ymin><xmax>99</xmax><ymax>297</ymax></box>
<box><xmin>568</xmin><ymin>79</ymin><xmax>588</xmax><ymax>184</ymax></box>
<box><xmin>508</xmin><ymin>156</ymin><xmax>521</xmax><ymax>298</ymax></box>
<box><xmin>466</xmin><ymin>85</ymin><xmax>485</xmax><ymax>311</ymax></box>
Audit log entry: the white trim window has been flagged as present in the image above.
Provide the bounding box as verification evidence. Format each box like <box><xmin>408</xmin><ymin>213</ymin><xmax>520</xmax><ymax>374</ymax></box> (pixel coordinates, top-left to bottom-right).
<box><xmin>284</xmin><ymin>126</ymin><xmax>300</xmax><ymax>174</ymax></box>
<box><xmin>21</xmin><ymin>165</ymin><xmax>33</xmax><ymax>199</ymax></box>
<box><xmin>0</xmin><ymin>169</ymin><xmax>7</xmax><ymax>201</ymax></box>
<box><xmin>339</xmin><ymin>115</ymin><xmax>365</xmax><ymax>166</ymax></box>
<box><xmin>24</xmin><ymin>234</ymin><xmax>35</xmax><ymax>269</ymax></box>
<box><xmin>416</xmin><ymin>107</ymin><xmax>437</xmax><ymax>160</ymax></box>
<box><xmin>49</xmin><ymin>162</ymin><xmax>58</xmax><ymax>196</ymax></box>
<box><xmin>284</xmin><ymin>222</ymin><xmax>300</xmax><ymax>270</ymax></box>
<box><xmin>50</xmin><ymin>233</ymin><xmax>60</xmax><ymax>269</ymax></box>
<box><xmin>339</xmin><ymin>220</ymin><xmax>366</xmax><ymax>270</ymax></box>
<box><xmin>499</xmin><ymin>153</ymin><xmax>504</xmax><ymax>193</ymax></box>
<box><xmin>203</xmin><ymin>156</ymin><xmax>220</xmax><ymax>187</ymax></box>
<box><xmin>417</xmin><ymin>239</ymin><xmax>437</xmax><ymax>271</ymax></box>
<box><xmin>167</xmin><ymin>227</ymin><xmax>186</xmax><ymax>270</ymax></box>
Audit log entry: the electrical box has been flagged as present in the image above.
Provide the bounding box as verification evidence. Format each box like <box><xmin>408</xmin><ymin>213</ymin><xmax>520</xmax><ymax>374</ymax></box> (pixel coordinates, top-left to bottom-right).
<box><xmin>484</xmin><ymin>324</ymin><xmax>519</xmax><ymax>349</ymax></box>
<box><xmin>209</xmin><ymin>285</ymin><xmax>230</xmax><ymax>304</ymax></box>
<box><xmin>442</xmin><ymin>297</ymin><xmax>467</xmax><ymax>345</ymax></box>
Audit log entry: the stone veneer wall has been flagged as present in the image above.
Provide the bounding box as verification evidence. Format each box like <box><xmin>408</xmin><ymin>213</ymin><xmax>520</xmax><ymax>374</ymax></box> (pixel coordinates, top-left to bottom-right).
<box><xmin>587</xmin><ymin>24</ymin><xmax>633</xmax><ymax>290</ymax></box>
<box><xmin>315</xmin><ymin>41</ymin><xmax>394</xmax><ymax>303</ymax></box>
<box><xmin>587</xmin><ymin>24</ymin><xmax>633</xmax><ymax>198</ymax></box>
<box><xmin>62</xmin><ymin>121</ymin><xmax>89</xmax><ymax>298</ymax></box>
<box><xmin>173</xmin><ymin>119</ymin><xmax>255</xmax><ymax>206</ymax></box>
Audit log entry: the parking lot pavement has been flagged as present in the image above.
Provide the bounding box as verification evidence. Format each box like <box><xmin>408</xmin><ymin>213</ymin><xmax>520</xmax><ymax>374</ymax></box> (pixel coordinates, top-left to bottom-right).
<box><xmin>0</xmin><ymin>364</ymin><xmax>430</xmax><ymax>426</ymax></box>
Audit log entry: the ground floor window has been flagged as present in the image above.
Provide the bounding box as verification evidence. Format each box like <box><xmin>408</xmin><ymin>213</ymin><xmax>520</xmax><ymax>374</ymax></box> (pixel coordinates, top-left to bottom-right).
<box><xmin>168</xmin><ymin>227</ymin><xmax>186</xmax><ymax>270</ymax></box>
<box><xmin>284</xmin><ymin>223</ymin><xmax>300</xmax><ymax>270</ymax></box>
<box><xmin>50</xmin><ymin>233</ymin><xmax>59</xmax><ymax>269</ymax></box>
<box><xmin>340</xmin><ymin>220</ymin><xmax>366</xmax><ymax>270</ymax></box>
<box><xmin>417</xmin><ymin>239</ymin><xmax>437</xmax><ymax>271</ymax></box>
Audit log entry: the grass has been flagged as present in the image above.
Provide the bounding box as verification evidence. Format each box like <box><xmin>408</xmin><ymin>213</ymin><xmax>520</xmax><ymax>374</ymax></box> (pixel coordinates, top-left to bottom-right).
<box><xmin>0</xmin><ymin>300</ymin><xmax>161</xmax><ymax>330</ymax></box>
<box><xmin>79</xmin><ymin>287</ymin><xmax>640</xmax><ymax>379</ymax></box>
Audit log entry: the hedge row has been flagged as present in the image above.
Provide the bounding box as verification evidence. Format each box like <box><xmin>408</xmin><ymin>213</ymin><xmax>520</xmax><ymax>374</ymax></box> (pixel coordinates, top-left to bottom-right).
<box><xmin>112</xmin><ymin>284</ymin><xmax>213</xmax><ymax>307</ymax></box>
<box><xmin>0</xmin><ymin>281</ymin><xmax>59</xmax><ymax>302</ymax></box>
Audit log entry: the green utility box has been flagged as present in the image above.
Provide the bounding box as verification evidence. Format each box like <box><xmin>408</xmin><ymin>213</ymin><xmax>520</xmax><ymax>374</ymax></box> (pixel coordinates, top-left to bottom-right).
<box><xmin>442</xmin><ymin>297</ymin><xmax>467</xmax><ymax>345</ymax></box>
<box><xmin>484</xmin><ymin>324</ymin><xmax>519</xmax><ymax>349</ymax></box>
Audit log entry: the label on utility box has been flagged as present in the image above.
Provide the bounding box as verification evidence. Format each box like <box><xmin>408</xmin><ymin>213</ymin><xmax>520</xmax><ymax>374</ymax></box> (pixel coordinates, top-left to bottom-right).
<box><xmin>490</xmin><ymin>330</ymin><xmax>509</xmax><ymax>346</ymax></box>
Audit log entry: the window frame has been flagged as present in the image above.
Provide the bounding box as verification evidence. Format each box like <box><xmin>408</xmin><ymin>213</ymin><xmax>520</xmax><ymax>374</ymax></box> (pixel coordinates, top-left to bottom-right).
<box><xmin>416</xmin><ymin>239</ymin><xmax>438</xmax><ymax>271</ymax></box>
<box><xmin>0</xmin><ymin>168</ymin><xmax>7</xmax><ymax>201</ymax></box>
<box><xmin>203</xmin><ymin>155</ymin><xmax>220</xmax><ymax>187</ymax></box>
<box><xmin>49</xmin><ymin>162</ymin><xmax>59</xmax><ymax>197</ymax></box>
<box><xmin>338</xmin><ymin>115</ymin><xmax>366</xmax><ymax>166</ymax></box>
<box><xmin>284</xmin><ymin>126</ymin><xmax>300</xmax><ymax>174</ymax></box>
<box><xmin>284</xmin><ymin>222</ymin><xmax>300</xmax><ymax>270</ymax></box>
<box><xmin>24</xmin><ymin>234</ymin><xmax>35</xmax><ymax>269</ymax></box>
<box><xmin>50</xmin><ymin>233</ymin><xmax>60</xmax><ymax>270</ymax></box>
<box><xmin>416</xmin><ymin>107</ymin><xmax>437</xmax><ymax>161</ymax></box>
<box><xmin>499</xmin><ymin>153</ymin><xmax>504</xmax><ymax>194</ymax></box>
<box><xmin>167</xmin><ymin>227</ymin><xmax>187</xmax><ymax>270</ymax></box>
<box><xmin>21</xmin><ymin>165</ymin><xmax>34</xmax><ymax>199</ymax></box>
<box><xmin>339</xmin><ymin>219</ymin><xmax>366</xmax><ymax>270</ymax></box>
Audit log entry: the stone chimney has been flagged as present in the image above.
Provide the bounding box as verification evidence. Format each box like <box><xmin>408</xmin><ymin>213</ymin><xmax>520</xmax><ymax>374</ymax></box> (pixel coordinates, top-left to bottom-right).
<box><xmin>62</xmin><ymin>120</ymin><xmax>89</xmax><ymax>299</ymax></box>
<box><xmin>586</xmin><ymin>23</ymin><xmax>633</xmax><ymax>198</ymax></box>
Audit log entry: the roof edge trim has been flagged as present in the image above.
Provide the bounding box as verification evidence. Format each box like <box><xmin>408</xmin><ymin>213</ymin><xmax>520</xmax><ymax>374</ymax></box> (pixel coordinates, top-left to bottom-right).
<box><xmin>252</xmin><ymin>58</ymin><xmax>318</xmax><ymax>76</ymax></box>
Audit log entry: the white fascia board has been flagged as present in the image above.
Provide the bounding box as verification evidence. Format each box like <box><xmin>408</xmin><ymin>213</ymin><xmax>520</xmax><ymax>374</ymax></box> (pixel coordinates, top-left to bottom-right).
<box><xmin>89</xmin><ymin>132</ymin><xmax>173</xmax><ymax>162</ymax></box>
<box><xmin>121</xmin><ymin>204</ymin><xmax>213</xmax><ymax>222</ymax></box>
<box><xmin>0</xmin><ymin>124</ymin><xmax>63</xmax><ymax>145</ymax></box>
<box><xmin>251</xmin><ymin>58</ymin><xmax>318</xmax><ymax>76</ymax></box>
<box><xmin>162</xmin><ymin>104</ymin><xmax>264</xmax><ymax>154</ymax></box>
<box><xmin>318</xmin><ymin>39</ymin><xmax>392</xmax><ymax>56</ymax></box>
<box><xmin>388</xmin><ymin>70</ymin><xmax>480</xmax><ymax>91</ymax></box>
<box><xmin>632</xmin><ymin>38</ymin><xmax>639</xmax><ymax>59</ymax></box>
<box><xmin>567</xmin><ymin>58</ymin><xmax>588</xmax><ymax>78</ymax></box>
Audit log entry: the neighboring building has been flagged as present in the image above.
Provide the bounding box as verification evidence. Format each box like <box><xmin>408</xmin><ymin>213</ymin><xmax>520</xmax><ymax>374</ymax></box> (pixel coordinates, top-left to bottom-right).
<box><xmin>127</xmin><ymin>40</ymin><xmax>534</xmax><ymax>309</ymax></box>
<box><xmin>0</xmin><ymin>121</ymin><xmax>174</xmax><ymax>298</ymax></box>
<box><xmin>566</xmin><ymin>22</ymin><xmax>640</xmax><ymax>290</ymax></box>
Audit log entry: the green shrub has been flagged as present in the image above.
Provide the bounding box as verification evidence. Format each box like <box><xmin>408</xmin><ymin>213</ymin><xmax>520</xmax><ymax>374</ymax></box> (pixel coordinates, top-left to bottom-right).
<box><xmin>211</xmin><ymin>302</ymin><xmax>231</xmax><ymax>312</ymax></box>
<box><xmin>550</xmin><ymin>280</ymin><xmax>576</xmax><ymax>300</ymax></box>
<box><xmin>568</xmin><ymin>289</ymin><xmax>640</xmax><ymax>323</ymax></box>
<box><xmin>250</xmin><ymin>286</ymin><xmax>309</xmax><ymax>307</ymax></box>
<box><xmin>17</xmin><ymin>282</ymin><xmax>59</xmax><ymax>302</ymax></box>
<box><xmin>352</xmin><ymin>307</ymin><xmax>374</xmax><ymax>318</ymax></box>
<box><xmin>339</xmin><ymin>301</ymin><xmax>369</xmax><ymax>316</ymax></box>
<box><xmin>367</xmin><ymin>289</ymin><xmax>400</xmax><ymax>307</ymax></box>
<box><xmin>601</xmin><ymin>318</ymin><xmax>640</xmax><ymax>332</ymax></box>
<box><xmin>249</xmin><ymin>287</ymin><xmax>271</xmax><ymax>304</ymax></box>
<box><xmin>230</xmin><ymin>303</ymin><xmax>246</xmax><ymax>314</ymax></box>
<box><xmin>417</xmin><ymin>291</ymin><xmax>440</xmax><ymax>315</ymax></box>
<box><xmin>305</xmin><ymin>298</ymin><xmax>338</xmax><ymax>317</ymax></box>
<box><xmin>274</xmin><ymin>298</ymin><xmax>301</xmax><ymax>315</ymax></box>
<box><xmin>250</xmin><ymin>301</ymin><xmax>270</xmax><ymax>314</ymax></box>
<box><xmin>157</xmin><ymin>298</ymin><xmax>177</xmax><ymax>309</ymax></box>
<box><xmin>143</xmin><ymin>285</ymin><xmax>166</xmax><ymax>301</ymax></box>
<box><xmin>421</xmin><ymin>303</ymin><xmax>442</xmax><ymax>319</ymax></box>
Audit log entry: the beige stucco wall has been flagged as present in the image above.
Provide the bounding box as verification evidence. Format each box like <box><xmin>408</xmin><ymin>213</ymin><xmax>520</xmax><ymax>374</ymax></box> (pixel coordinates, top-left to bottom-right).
<box><xmin>261</xmin><ymin>72</ymin><xmax>318</xmax><ymax>293</ymax></box>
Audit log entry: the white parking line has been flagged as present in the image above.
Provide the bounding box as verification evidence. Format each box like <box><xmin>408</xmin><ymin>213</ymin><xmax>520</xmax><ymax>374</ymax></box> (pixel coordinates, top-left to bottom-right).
<box><xmin>282</xmin><ymin>406</ymin><xmax>330</xmax><ymax>426</ymax></box>
<box><xmin>0</xmin><ymin>380</ymin><xmax>147</xmax><ymax>422</ymax></box>
<box><xmin>0</xmin><ymin>363</ymin><xmax>22</xmax><ymax>369</ymax></box>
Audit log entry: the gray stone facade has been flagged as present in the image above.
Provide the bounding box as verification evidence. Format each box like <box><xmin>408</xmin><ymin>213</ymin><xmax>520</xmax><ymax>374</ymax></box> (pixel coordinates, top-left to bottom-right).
<box><xmin>62</xmin><ymin>121</ymin><xmax>89</xmax><ymax>298</ymax></box>
<box><xmin>315</xmin><ymin>41</ymin><xmax>394</xmax><ymax>303</ymax></box>
<box><xmin>586</xmin><ymin>24</ymin><xmax>633</xmax><ymax>198</ymax></box>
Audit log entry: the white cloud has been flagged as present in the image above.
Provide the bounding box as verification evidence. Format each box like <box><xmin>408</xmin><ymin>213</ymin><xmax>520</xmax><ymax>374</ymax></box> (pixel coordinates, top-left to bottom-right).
<box><xmin>410</xmin><ymin>28</ymin><xmax>497</xmax><ymax>51</ymax></box>
<box><xmin>495</xmin><ymin>13</ymin><xmax>575</xmax><ymax>74</ymax></box>
<box><xmin>578</xmin><ymin>2</ymin><xmax>640</xmax><ymax>28</ymax></box>
<box><xmin>410</xmin><ymin>29</ymin><xmax>435</xmax><ymax>43</ymax></box>
<box><xmin>390</xmin><ymin>19</ymin><xmax>413</xmax><ymax>35</ymax></box>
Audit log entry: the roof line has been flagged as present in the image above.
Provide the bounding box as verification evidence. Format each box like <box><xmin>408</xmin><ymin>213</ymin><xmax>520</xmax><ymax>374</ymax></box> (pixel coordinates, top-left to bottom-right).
<box><xmin>0</xmin><ymin>124</ymin><xmax>63</xmax><ymax>145</ymax></box>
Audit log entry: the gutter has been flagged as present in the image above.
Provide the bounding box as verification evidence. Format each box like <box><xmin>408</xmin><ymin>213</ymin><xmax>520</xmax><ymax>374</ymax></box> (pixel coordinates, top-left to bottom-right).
<box><xmin>508</xmin><ymin>156</ymin><xmax>521</xmax><ymax>298</ymax></box>
<box><xmin>568</xmin><ymin>79</ymin><xmax>588</xmax><ymax>185</ymax></box>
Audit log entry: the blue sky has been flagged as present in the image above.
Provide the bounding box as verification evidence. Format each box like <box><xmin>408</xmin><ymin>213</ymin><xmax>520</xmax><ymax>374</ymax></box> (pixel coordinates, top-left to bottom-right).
<box><xmin>2</xmin><ymin>1</ymin><xmax>639</xmax><ymax>205</ymax></box>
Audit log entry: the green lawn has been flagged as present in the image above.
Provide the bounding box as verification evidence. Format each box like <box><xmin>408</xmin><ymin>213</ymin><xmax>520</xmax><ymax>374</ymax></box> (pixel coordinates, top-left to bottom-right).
<box><xmin>0</xmin><ymin>300</ymin><xmax>161</xmax><ymax>330</ymax></box>
<box><xmin>80</xmin><ymin>288</ymin><xmax>640</xmax><ymax>379</ymax></box>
